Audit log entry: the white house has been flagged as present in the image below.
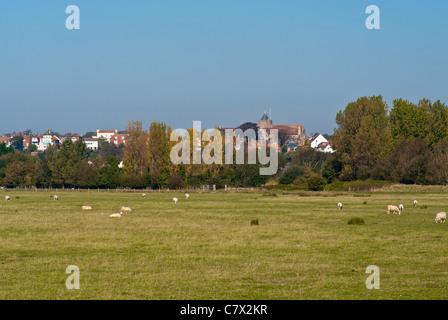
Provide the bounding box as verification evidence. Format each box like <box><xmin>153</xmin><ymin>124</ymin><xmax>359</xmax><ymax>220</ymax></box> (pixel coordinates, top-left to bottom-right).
<box><xmin>310</xmin><ymin>134</ymin><xmax>335</xmax><ymax>153</ymax></box>
<box><xmin>37</xmin><ymin>130</ymin><xmax>61</xmax><ymax>151</ymax></box>
<box><xmin>84</xmin><ymin>138</ymin><xmax>99</xmax><ymax>150</ymax></box>
<box><xmin>93</xmin><ymin>129</ymin><xmax>118</xmax><ymax>143</ymax></box>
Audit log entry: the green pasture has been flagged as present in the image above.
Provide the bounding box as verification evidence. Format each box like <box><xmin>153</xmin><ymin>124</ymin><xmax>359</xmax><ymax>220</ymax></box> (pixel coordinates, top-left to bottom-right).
<box><xmin>0</xmin><ymin>189</ymin><xmax>447</xmax><ymax>299</ymax></box>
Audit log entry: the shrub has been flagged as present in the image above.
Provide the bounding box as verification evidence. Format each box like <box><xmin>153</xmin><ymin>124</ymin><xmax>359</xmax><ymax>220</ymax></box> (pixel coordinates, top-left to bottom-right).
<box><xmin>251</xmin><ymin>219</ymin><xmax>259</xmax><ymax>226</ymax></box>
<box><xmin>307</xmin><ymin>175</ymin><xmax>326</xmax><ymax>191</ymax></box>
<box><xmin>168</xmin><ymin>175</ymin><xmax>184</xmax><ymax>189</ymax></box>
<box><xmin>119</xmin><ymin>173</ymin><xmax>148</xmax><ymax>189</ymax></box>
<box><xmin>279</xmin><ymin>166</ymin><xmax>304</xmax><ymax>185</ymax></box>
<box><xmin>262</xmin><ymin>192</ymin><xmax>278</xmax><ymax>197</ymax></box>
<box><xmin>348</xmin><ymin>217</ymin><xmax>365</xmax><ymax>225</ymax></box>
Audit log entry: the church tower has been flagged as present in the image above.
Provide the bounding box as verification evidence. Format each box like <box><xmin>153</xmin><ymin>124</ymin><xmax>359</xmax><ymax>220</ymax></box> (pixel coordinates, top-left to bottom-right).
<box><xmin>257</xmin><ymin>108</ymin><xmax>272</xmax><ymax>129</ymax></box>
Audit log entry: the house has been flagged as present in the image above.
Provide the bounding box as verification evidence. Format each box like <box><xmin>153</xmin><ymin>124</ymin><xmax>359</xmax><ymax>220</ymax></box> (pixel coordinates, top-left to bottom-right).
<box><xmin>287</xmin><ymin>142</ymin><xmax>298</xmax><ymax>152</ymax></box>
<box><xmin>310</xmin><ymin>134</ymin><xmax>335</xmax><ymax>153</ymax></box>
<box><xmin>37</xmin><ymin>130</ymin><xmax>61</xmax><ymax>151</ymax></box>
<box><xmin>61</xmin><ymin>133</ymin><xmax>82</xmax><ymax>143</ymax></box>
<box><xmin>93</xmin><ymin>129</ymin><xmax>118</xmax><ymax>143</ymax></box>
<box><xmin>23</xmin><ymin>135</ymin><xmax>32</xmax><ymax>149</ymax></box>
<box><xmin>0</xmin><ymin>136</ymin><xmax>11</xmax><ymax>147</ymax></box>
<box><xmin>84</xmin><ymin>138</ymin><xmax>99</xmax><ymax>150</ymax></box>
<box><xmin>109</xmin><ymin>133</ymin><xmax>128</xmax><ymax>146</ymax></box>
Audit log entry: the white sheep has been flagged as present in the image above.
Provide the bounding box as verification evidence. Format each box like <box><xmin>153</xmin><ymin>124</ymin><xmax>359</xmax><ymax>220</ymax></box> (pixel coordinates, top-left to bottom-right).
<box><xmin>5</xmin><ymin>195</ymin><xmax>11</xmax><ymax>201</ymax></box>
<box><xmin>435</xmin><ymin>212</ymin><xmax>446</xmax><ymax>223</ymax></box>
<box><xmin>109</xmin><ymin>212</ymin><xmax>123</xmax><ymax>218</ymax></box>
<box><xmin>387</xmin><ymin>205</ymin><xmax>401</xmax><ymax>215</ymax></box>
<box><xmin>185</xmin><ymin>193</ymin><xmax>190</xmax><ymax>200</ymax></box>
<box><xmin>398</xmin><ymin>204</ymin><xmax>404</xmax><ymax>212</ymax></box>
<box><xmin>121</xmin><ymin>207</ymin><xmax>132</xmax><ymax>212</ymax></box>
<box><xmin>337</xmin><ymin>202</ymin><xmax>343</xmax><ymax>210</ymax></box>
<box><xmin>173</xmin><ymin>197</ymin><xmax>178</xmax><ymax>204</ymax></box>
<box><xmin>413</xmin><ymin>200</ymin><xmax>418</xmax><ymax>208</ymax></box>
<box><xmin>82</xmin><ymin>206</ymin><xmax>92</xmax><ymax>210</ymax></box>
<box><xmin>54</xmin><ymin>195</ymin><xmax>59</xmax><ymax>201</ymax></box>
<box><xmin>142</xmin><ymin>193</ymin><xmax>146</xmax><ymax>198</ymax></box>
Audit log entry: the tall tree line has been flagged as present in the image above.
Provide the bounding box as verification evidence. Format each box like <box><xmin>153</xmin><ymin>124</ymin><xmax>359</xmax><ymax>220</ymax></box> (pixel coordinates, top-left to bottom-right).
<box><xmin>328</xmin><ymin>96</ymin><xmax>448</xmax><ymax>184</ymax></box>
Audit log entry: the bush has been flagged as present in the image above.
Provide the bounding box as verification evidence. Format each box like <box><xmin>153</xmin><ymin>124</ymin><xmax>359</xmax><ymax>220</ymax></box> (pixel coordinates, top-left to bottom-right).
<box><xmin>262</xmin><ymin>192</ymin><xmax>278</xmax><ymax>197</ymax></box>
<box><xmin>119</xmin><ymin>173</ymin><xmax>148</xmax><ymax>189</ymax></box>
<box><xmin>168</xmin><ymin>175</ymin><xmax>184</xmax><ymax>189</ymax></box>
<box><xmin>251</xmin><ymin>219</ymin><xmax>259</xmax><ymax>226</ymax></box>
<box><xmin>307</xmin><ymin>175</ymin><xmax>326</xmax><ymax>191</ymax></box>
<box><xmin>348</xmin><ymin>217</ymin><xmax>365</xmax><ymax>225</ymax></box>
<box><xmin>279</xmin><ymin>166</ymin><xmax>304</xmax><ymax>185</ymax></box>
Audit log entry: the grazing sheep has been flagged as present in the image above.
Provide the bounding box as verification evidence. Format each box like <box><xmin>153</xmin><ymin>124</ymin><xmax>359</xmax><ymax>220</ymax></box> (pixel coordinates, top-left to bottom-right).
<box><xmin>142</xmin><ymin>193</ymin><xmax>146</xmax><ymax>198</ymax></box>
<box><xmin>121</xmin><ymin>207</ymin><xmax>132</xmax><ymax>212</ymax></box>
<box><xmin>185</xmin><ymin>193</ymin><xmax>190</xmax><ymax>200</ymax></box>
<box><xmin>5</xmin><ymin>195</ymin><xmax>11</xmax><ymax>201</ymax></box>
<box><xmin>413</xmin><ymin>200</ymin><xmax>418</xmax><ymax>208</ymax></box>
<box><xmin>173</xmin><ymin>197</ymin><xmax>178</xmax><ymax>204</ymax></box>
<box><xmin>387</xmin><ymin>205</ymin><xmax>401</xmax><ymax>215</ymax></box>
<box><xmin>54</xmin><ymin>195</ymin><xmax>59</xmax><ymax>201</ymax></box>
<box><xmin>109</xmin><ymin>212</ymin><xmax>123</xmax><ymax>218</ymax></box>
<box><xmin>337</xmin><ymin>202</ymin><xmax>343</xmax><ymax>210</ymax></box>
<box><xmin>398</xmin><ymin>204</ymin><xmax>404</xmax><ymax>212</ymax></box>
<box><xmin>435</xmin><ymin>212</ymin><xmax>446</xmax><ymax>223</ymax></box>
<box><xmin>82</xmin><ymin>206</ymin><xmax>92</xmax><ymax>210</ymax></box>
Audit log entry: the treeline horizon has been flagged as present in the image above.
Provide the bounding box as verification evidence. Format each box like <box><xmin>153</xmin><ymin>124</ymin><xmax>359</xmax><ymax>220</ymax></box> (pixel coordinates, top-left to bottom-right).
<box><xmin>1</xmin><ymin>95</ymin><xmax>448</xmax><ymax>190</ymax></box>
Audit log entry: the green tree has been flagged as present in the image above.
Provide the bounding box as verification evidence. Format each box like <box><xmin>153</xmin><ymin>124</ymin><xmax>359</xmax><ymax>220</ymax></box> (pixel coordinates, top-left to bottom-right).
<box><xmin>48</xmin><ymin>139</ymin><xmax>87</xmax><ymax>187</ymax></box>
<box><xmin>332</xmin><ymin>96</ymin><xmax>392</xmax><ymax>180</ymax></box>
<box><xmin>389</xmin><ymin>98</ymin><xmax>428</xmax><ymax>143</ymax></box>
<box><xmin>279</xmin><ymin>165</ymin><xmax>304</xmax><ymax>185</ymax></box>
<box><xmin>10</xmin><ymin>136</ymin><xmax>24</xmax><ymax>151</ymax></box>
<box><xmin>148</xmin><ymin>121</ymin><xmax>171</xmax><ymax>188</ymax></box>
<box><xmin>0</xmin><ymin>143</ymin><xmax>14</xmax><ymax>156</ymax></box>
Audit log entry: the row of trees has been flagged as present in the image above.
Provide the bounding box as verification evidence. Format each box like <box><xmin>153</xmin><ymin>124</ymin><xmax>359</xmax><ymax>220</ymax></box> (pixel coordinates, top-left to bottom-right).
<box><xmin>327</xmin><ymin>96</ymin><xmax>448</xmax><ymax>184</ymax></box>
<box><xmin>0</xmin><ymin>121</ymin><xmax>270</xmax><ymax>188</ymax></box>
<box><xmin>2</xmin><ymin>96</ymin><xmax>448</xmax><ymax>189</ymax></box>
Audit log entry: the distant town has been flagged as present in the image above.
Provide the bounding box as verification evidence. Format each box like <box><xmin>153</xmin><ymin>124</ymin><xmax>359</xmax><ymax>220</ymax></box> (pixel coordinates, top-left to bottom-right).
<box><xmin>0</xmin><ymin>111</ymin><xmax>335</xmax><ymax>155</ymax></box>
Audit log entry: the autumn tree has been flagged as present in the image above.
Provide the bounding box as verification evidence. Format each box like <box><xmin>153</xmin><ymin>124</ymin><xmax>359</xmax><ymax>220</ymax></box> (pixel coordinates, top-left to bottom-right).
<box><xmin>390</xmin><ymin>137</ymin><xmax>430</xmax><ymax>184</ymax></box>
<box><xmin>123</xmin><ymin>121</ymin><xmax>150</xmax><ymax>175</ymax></box>
<box><xmin>426</xmin><ymin>138</ymin><xmax>448</xmax><ymax>185</ymax></box>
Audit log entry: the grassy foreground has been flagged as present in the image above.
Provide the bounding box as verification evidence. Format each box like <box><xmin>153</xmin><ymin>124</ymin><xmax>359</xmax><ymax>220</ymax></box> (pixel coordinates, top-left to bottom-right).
<box><xmin>0</xmin><ymin>189</ymin><xmax>447</xmax><ymax>300</ymax></box>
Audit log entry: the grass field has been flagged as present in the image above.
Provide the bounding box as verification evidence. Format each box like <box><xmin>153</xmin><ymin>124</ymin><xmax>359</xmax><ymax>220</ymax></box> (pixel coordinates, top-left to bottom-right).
<box><xmin>0</xmin><ymin>189</ymin><xmax>447</xmax><ymax>300</ymax></box>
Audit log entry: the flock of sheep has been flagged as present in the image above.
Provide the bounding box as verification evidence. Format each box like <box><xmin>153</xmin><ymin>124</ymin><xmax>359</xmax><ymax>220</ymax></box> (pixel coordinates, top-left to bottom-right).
<box><xmin>3</xmin><ymin>192</ymin><xmax>447</xmax><ymax>223</ymax></box>
<box><xmin>84</xmin><ymin>193</ymin><xmax>189</xmax><ymax>217</ymax></box>
<box><xmin>337</xmin><ymin>199</ymin><xmax>446</xmax><ymax>223</ymax></box>
<box><xmin>4</xmin><ymin>192</ymin><xmax>191</xmax><ymax>218</ymax></box>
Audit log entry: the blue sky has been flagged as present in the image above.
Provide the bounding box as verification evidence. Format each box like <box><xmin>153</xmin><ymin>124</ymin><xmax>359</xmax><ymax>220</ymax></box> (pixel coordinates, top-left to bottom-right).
<box><xmin>1</xmin><ymin>0</ymin><xmax>447</xmax><ymax>135</ymax></box>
